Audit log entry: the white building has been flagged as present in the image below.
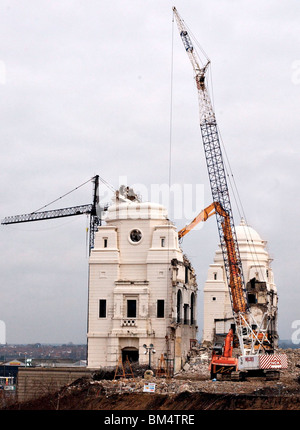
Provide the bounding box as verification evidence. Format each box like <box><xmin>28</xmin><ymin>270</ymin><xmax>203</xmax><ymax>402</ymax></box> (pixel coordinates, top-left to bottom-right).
<box><xmin>203</xmin><ymin>218</ymin><xmax>278</xmax><ymax>346</ymax></box>
<box><xmin>87</xmin><ymin>193</ymin><xmax>197</xmax><ymax>372</ymax></box>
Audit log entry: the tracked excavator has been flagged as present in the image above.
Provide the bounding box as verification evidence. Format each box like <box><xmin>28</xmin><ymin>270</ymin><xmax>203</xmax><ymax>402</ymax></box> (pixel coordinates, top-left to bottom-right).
<box><xmin>174</xmin><ymin>7</ymin><xmax>287</xmax><ymax>380</ymax></box>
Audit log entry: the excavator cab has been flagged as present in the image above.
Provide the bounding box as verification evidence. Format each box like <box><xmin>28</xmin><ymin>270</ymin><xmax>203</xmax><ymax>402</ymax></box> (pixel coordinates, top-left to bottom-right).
<box><xmin>210</xmin><ymin>329</ymin><xmax>239</xmax><ymax>380</ymax></box>
<box><xmin>212</xmin><ymin>342</ymin><xmax>223</xmax><ymax>356</ymax></box>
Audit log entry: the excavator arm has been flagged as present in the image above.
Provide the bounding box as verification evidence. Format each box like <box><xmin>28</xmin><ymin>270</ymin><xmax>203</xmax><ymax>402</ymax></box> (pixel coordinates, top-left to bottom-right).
<box><xmin>178</xmin><ymin>202</ymin><xmax>248</xmax><ymax>314</ymax></box>
<box><xmin>178</xmin><ymin>203</ymin><xmax>216</xmax><ymax>239</ymax></box>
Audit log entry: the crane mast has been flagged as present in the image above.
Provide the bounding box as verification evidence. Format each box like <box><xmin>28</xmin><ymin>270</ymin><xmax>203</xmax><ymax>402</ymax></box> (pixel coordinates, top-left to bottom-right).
<box><xmin>173</xmin><ymin>7</ymin><xmax>248</xmax><ymax>326</ymax></box>
<box><xmin>172</xmin><ymin>8</ymin><xmax>288</xmax><ymax>374</ymax></box>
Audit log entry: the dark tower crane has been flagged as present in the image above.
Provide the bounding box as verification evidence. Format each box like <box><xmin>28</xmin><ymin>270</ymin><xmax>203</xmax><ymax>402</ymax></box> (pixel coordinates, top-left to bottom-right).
<box><xmin>173</xmin><ymin>7</ymin><xmax>287</xmax><ymax>379</ymax></box>
<box><xmin>1</xmin><ymin>175</ymin><xmax>101</xmax><ymax>254</ymax></box>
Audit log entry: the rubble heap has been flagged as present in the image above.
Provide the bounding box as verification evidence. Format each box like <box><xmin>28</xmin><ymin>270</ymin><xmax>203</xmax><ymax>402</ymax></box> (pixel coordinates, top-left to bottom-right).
<box><xmin>3</xmin><ymin>346</ymin><xmax>300</xmax><ymax>410</ymax></box>
<box><xmin>66</xmin><ymin>346</ymin><xmax>300</xmax><ymax>398</ymax></box>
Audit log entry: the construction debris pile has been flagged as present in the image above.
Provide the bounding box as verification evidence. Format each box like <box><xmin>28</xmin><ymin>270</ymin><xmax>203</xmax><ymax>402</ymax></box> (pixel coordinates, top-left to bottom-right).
<box><xmin>2</xmin><ymin>346</ymin><xmax>300</xmax><ymax>410</ymax></box>
<box><xmin>68</xmin><ymin>346</ymin><xmax>300</xmax><ymax>398</ymax></box>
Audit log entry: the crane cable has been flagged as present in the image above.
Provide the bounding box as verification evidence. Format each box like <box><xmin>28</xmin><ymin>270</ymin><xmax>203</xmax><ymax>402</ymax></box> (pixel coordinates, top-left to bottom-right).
<box><xmin>31</xmin><ymin>177</ymin><xmax>95</xmax><ymax>214</ymax></box>
<box><xmin>31</xmin><ymin>174</ymin><xmax>115</xmax><ymax>215</ymax></box>
<box><xmin>184</xmin><ymin>17</ymin><xmax>267</xmax><ymax>284</ymax></box>
<box><xmin>194</xmin><ymin>23</ymin><xmax>267</xmax><ymax>284</ymax></box>
<box><xmin>98</xmin><ymin>175</ymin><xmax>116</xmax><ymax>194</ymax></box>
<box><xmin>217</xmin><ymin>127</ymin><xmax>267</xmax><ymax>283</ymax></box>
<box><xmin>183</xmin><ymin>19</ymin><xmax>210</xmax><ymax>66</ymax></box>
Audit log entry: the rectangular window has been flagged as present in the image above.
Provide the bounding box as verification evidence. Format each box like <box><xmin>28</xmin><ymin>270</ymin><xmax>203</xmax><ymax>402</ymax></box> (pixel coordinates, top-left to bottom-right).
<box><xmin>185</xmin><ymin>266</ymin><xmax>189</xmax><ymax>284</ymax></box>
<box><xmin>99</xmin><ymin>299</ymin><xmax>106</xmax><ymax>318</ymax></box>
<box><xmin>157</xmin><ymin>300</ymin><xmax>164</xmax><ymax>318</ymax></box>
<box><xmin>248</xmin><ymin>293</ymin><xmax>256</xmax><ymax>304</ymax></box>
<box><xmin>161</xmin><ymin>237</ymin><xmax>165</xmax><ymax>247</ymax></box>
<box><xmin>184</xmin><ymin>304</ymin><xmax>189</xmax><ymax>325</ymax></box>
<box><xmin>103</xmin><ymin>238</ymin><xmax>108</xmax><ymax>248</ymax></box>
<box><xmin>127</xmin><ymin>300</ymin><xmax>137</xmax><ymax>318</ymax></box>
<box><xmin>213</xmin><ymin>272</ymin><xmax>217</xmax><ymax>280</ymax></box>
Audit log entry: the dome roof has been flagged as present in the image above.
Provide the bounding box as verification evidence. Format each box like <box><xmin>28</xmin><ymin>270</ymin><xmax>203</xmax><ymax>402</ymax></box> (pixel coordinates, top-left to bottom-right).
<box><xmin>235</xmin><ymin>218</ymin><xmax>263</xmax><ymax>243</ymax></box>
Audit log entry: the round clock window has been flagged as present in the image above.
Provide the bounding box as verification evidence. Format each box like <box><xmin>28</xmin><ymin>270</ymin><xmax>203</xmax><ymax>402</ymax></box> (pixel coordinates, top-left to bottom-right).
<box><xmin>130</xmin><ymin>229</ymin><xmax>142</xmax><ymax>243</ymax></box>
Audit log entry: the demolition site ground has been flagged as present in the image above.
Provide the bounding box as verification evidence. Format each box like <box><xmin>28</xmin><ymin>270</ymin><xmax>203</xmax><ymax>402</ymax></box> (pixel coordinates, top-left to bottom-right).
<box><xmin>3</xmin><ymin>348</ymin><xmax>300</xmax><ymax>410</ymax></box>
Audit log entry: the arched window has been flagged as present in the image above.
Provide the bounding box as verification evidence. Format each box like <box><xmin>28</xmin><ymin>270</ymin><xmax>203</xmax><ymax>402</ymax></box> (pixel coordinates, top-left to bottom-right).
<box><xmin>177</xmin><ymin>290</ymin><xmax>182</xmax><ymax>323</ymax></box>
<box><xmin>190</xmin><ymin>293</ymin><xmax>195</xmax><ymax>325</ymax></box>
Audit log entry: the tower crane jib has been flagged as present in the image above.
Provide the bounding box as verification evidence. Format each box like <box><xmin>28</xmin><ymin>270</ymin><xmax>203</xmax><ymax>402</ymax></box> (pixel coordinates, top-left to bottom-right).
<box><xmin>1</xmin><ymin>175</ymin><xmax>102</xmax><ymax>255</ymax></box>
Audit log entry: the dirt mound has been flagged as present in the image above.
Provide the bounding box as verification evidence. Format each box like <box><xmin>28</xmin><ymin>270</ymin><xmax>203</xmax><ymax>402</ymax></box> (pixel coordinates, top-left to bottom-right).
<box><xmin>5</xmin><ymin>387</ymin><xmax>300</xmax><ymax>410</ymax></box>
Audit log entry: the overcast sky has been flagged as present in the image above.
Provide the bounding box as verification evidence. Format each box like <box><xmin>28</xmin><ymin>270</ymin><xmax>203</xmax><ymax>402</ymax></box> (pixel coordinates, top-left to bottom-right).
<box><xmin>0</xmin><ymin>0</ymin><xmax>299</xmax><ymax>345</ymax></box>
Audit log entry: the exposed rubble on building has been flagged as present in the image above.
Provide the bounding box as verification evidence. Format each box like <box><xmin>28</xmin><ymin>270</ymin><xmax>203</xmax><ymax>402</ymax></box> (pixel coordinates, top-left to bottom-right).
<box><xmin>203</xmin><ymin>219</ymin><xmax>279</xmax><ymax>347</ymax></box>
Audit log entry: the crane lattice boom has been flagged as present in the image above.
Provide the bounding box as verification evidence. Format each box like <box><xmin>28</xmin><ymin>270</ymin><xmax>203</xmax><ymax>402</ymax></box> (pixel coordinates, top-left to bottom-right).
<box><xmin>1</xmin><ymin>175</ymin><xmax>101</xmax><ymax>254</ymax></box>
<box><xmin>172</xmin><ymin>9</ymin><xmax>288</xmax><ymax>371</ymax></box>
<box><xmin>173</xmin><ymin>6</ymin><xmax>248</xmax><ymax>319</ymax></box>
<box><xmin>1</xmin><ymin>204</ymin><xmax>93</xmax><ymax>225</ymax></box>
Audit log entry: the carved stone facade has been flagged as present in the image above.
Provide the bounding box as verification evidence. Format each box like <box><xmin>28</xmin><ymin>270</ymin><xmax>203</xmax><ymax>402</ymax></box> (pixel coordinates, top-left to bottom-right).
<box><xmin>87</xmin><ymin>195</ymin><xmax>197</xmax><ymax>372</ymax></box>
<box><xmin>203</xmin><ymin>219</ymin><xmax>278</xmax><ymax>347</ymax></box>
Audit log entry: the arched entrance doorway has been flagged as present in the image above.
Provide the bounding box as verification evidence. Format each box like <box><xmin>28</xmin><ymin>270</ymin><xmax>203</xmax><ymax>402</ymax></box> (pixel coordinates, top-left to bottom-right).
<box><xmin>122</xmin><ymin>347</ymin><xmax>139</xmax><ymax>363</ymax></box>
